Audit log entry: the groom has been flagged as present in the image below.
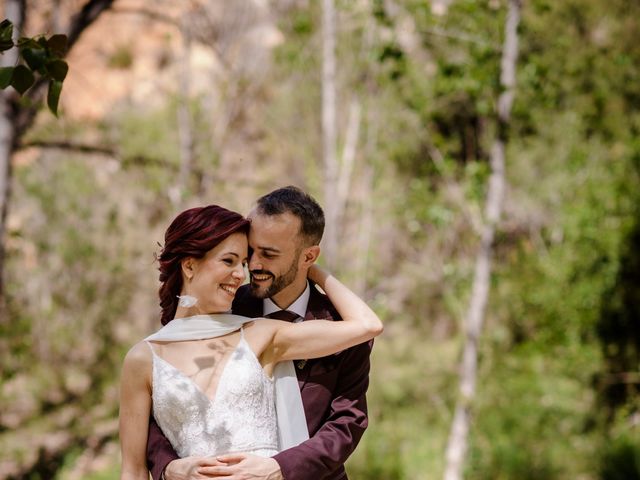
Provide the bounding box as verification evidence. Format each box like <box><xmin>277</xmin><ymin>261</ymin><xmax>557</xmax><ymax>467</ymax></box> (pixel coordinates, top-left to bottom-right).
<box><xmin>146</xmin><ymin>186</ymin><xmax>373</xmax><ymax>479</ymax></box>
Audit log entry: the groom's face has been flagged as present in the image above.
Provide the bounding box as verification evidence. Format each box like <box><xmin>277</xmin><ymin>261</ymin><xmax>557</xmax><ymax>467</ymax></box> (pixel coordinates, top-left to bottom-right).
<box><xmin>247</xmin><ymin>210</ymin><xmax>304</xmax><ymax>299</ymax></box>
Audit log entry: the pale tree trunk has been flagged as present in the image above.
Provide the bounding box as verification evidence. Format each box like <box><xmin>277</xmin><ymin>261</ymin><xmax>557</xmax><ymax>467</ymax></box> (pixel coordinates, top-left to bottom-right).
<box><xmin>335</xmin><ymin>98</ymin><xmax>361</xmax><ymax>228</ymax></box>
<box><xmin>0</xmin><ymin>0</ymin><xmax>115</xmax><ymax>304</ymax></box>
<box><xmin>170</xmin><ymin>15</ymin><xmax>194</xmax><ymax>207</ymax></box>
<box><xmin>0</xmin><ymin>0</ymin><xmax>25</xmax><ymax>308</ymax></box>
<box><xmin>321</xmin><ymin>0</ymin><xmax>339</xmax><ymax>269</ymax></box>
<box><xmin>354</xmin><ymin>163</ymin><xmax>374</xmax><ymax>295</ymax></box>
<box><xmin>322</xmin><ymin>1</ymin><xmax>364</xmax><ymax>270</ymax></box>
<box><xmin>443</xmin><ymin>1</ymin><xmax>522</xmax><ymax>479</ymax></box>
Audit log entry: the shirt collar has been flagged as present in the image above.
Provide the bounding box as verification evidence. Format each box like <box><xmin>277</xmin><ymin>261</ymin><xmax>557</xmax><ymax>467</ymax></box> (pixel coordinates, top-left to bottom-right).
<box><xmin>263</xmin><ymin>281</ymin><xmax>310</xmax><ymax>319</ymax></box>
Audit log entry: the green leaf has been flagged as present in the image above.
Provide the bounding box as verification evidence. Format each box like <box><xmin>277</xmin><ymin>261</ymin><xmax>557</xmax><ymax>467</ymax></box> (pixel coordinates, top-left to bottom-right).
<box><xmin>10</xmin><ymin>65</ymin><xmax>34</xmax><ymax>94</ymax></box>
<box><xmin>47</xmin><ymin>79</ymin><xmax>63</xmax><ymax>116</ymax></box>
<box><xmin>0</xmin><ymin>20</ymin><xmax>14</xmax><ymax>52</ymax></box>
<box><xmin>0</xmin><ymin>39</ymin><xmax>13</xmax><ymax>52</ymax></box>
<box><xmin>47</xmin><ymin>34</ymin><xmax>68</xmax><ymax>57</ymax></box>
<box><xmin>17</xmin><ymin>37</ymin><xmax>39</xmax><ymax>49</ymax></box>
<box><xmin>0</xmin><ymin>19</ymin><xmax>13</xmax><ymax>43</ymax></box>
<box><xmin>45</xmin><ymin>59</ymin><xmax>68</xmax><ymax>82</ymax></box>
<box><xmin>0</xmin><ymin>66</ymin><xmax>13</xmax><ymax>89</ymax></box>
<box><xmin>21</xmin><ymin>47</ymin><xmax>47</xmax><ymax>72</ymax></box>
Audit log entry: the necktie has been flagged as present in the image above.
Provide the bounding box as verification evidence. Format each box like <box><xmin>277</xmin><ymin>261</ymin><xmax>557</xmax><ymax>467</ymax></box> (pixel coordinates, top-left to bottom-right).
<box><xmin>265</xmin><ymin>310</ymin><xmax>307</xmax><ymax>369</ymax></box>
<box><xmin>266</xmin><ymin>310</ymin><xmax>300</xmax><ymax>322</ymax></box>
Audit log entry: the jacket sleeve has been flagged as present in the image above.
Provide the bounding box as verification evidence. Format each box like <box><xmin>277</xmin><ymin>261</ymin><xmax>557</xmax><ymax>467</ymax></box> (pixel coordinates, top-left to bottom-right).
<box><xmin>147</xmin><ymin>416</ymin><xmax>179</xmax><ymax>480</ymax></box>
<box><xmin>272</xmin><ymin>340</ymin><xmax>372</xmax><ymax>479</ymax></box>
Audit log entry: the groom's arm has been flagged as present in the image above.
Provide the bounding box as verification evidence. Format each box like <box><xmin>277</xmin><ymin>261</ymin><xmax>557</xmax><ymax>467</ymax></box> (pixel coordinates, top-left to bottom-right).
<box><xmin>147</xmin><ymin>416</ymin><xmax>179</xmax><ymax>480</ymax></box>
<box><xmin>273</xmin><ymin>340</ymin><xmax>372</xmax><ymax>479</ymax></box>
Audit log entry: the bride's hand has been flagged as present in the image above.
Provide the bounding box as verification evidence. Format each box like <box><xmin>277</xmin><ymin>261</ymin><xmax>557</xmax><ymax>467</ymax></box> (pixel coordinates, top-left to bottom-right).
<box><xmin>164</xmin><ymin>456</ymin><xmax>225</xmax><ymax>479</ymax></box>
<box><xmin>307</xmin><ymin>264</ymin><xmax>329</xmax><ymax>288</ymax></box>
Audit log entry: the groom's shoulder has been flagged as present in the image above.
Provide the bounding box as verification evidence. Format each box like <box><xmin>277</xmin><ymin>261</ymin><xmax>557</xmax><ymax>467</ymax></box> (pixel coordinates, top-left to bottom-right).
<box><xmin>308</xmin><ymin>282</ymin><xmax>342</xmax><ymax>321</ymax></box>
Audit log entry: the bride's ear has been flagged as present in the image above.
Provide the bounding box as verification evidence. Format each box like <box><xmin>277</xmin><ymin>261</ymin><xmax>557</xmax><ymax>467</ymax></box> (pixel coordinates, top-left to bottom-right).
<box><xmin>181</xmin><ymin>257</ymin><xmax>196</xmax><ymax>281</ymax></box>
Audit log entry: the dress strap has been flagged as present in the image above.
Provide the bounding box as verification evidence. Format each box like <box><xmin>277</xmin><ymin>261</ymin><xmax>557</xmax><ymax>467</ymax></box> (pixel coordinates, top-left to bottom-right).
<box><xmin>144</xmin><ymin>340</ymin><xmax>158</xmax><ymax>356</ymax></box>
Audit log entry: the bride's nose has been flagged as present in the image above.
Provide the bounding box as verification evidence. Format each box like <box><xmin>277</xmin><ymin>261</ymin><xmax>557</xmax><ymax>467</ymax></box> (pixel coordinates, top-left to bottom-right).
<box><xmin>232</xmin><ymin>264</ymin><xmax>245</xmax><ymax>282</ymax></box>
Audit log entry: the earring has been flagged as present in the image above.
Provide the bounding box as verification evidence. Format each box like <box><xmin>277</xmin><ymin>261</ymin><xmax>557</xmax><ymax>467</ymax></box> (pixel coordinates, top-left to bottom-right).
<box><xmin>177</xmin><ymin>295</ymin><xmax>198</xmax><ymax>307</ymax></box>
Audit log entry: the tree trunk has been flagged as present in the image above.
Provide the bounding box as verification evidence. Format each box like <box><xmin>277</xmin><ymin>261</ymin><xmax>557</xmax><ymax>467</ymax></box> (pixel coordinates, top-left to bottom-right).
<box><xmin>0</xmin><ymin>0</ymin><xmax>26</xmax><ymax>308</ymax></box>
<box><xmin>443</xmin><ymin>1</ymin><xmax>522</xmax><ymax>479</ymax></box>
<box><xmin>170</xmin><ymin>15</ymin><xmax>194</xmax><ymax>207</ymax></box>
<box><xmin>335</xmin><ymin>98</ymin><xmax>361</xmax><ymax>228</ymax></box>
<box><xmin>321</xmin><ymin>0</ymin><xmax>339</xmax><ymax>269</ymax></box>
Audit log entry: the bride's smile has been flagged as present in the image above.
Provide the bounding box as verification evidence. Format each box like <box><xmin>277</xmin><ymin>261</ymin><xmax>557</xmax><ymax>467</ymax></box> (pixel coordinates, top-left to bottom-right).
<box><xmin>178</xmin><ymin>232</ymin><xmax>248</xmax><ymax>315</ymax></box>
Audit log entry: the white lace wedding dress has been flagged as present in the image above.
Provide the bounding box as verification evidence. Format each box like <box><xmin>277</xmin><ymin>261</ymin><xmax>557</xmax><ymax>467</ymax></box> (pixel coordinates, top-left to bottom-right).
<box><xmin>147</xmin><ymin>329</ymin><xmax>279</xmax><ymax>458</ymax></box>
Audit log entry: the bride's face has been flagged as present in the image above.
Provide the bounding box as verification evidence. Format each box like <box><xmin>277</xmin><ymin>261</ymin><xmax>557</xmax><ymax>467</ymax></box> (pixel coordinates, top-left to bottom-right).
<box><xmin>182</xmin><ymin>232</ymin><xmax>248</xmax><ymax>314</ymax></box>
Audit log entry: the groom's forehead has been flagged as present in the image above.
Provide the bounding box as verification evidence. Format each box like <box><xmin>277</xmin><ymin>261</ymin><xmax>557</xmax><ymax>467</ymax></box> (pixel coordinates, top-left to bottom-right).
<box><xmin>248</xmin><ymin>211</ymin><xmax>302</xmax><ymax>235</ymax></box>
<box><xmin>248</xmin><ymin>214</ymin><xmax>303</xmax><ymax>253</ymax></box>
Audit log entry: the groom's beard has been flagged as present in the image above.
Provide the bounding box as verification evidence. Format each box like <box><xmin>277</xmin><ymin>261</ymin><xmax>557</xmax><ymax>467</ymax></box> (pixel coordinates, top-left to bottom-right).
<box><xmin>249</xmin><ymin>260</ymin><xmax>298</xmax><ymax>299</ymax></box>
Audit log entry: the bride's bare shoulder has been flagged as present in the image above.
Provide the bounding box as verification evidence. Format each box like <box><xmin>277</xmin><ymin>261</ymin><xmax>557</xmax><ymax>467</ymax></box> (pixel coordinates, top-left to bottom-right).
<box><xmin>122</xmin><ymin>341</ymin><xmax>153</xmax><ymax>370</ymax></box>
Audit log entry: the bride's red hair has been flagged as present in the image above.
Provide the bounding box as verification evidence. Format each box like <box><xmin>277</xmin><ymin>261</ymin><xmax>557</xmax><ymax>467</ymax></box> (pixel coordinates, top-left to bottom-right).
<box><xmin>157</xmin><ymin>205</ymin><xmax>250</xmax><ymax>325</ymax></box>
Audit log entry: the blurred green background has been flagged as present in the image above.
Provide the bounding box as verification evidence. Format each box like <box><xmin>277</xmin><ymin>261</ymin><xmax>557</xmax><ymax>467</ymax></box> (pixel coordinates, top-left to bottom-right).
<box><xmin>1</xmin><ymin>0</ymin><xmax>639</xmax><ymax>478</ymax></box>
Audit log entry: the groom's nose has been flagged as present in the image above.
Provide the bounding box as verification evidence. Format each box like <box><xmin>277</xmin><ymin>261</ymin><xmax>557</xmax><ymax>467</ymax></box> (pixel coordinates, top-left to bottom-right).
<box><xmin>248</xmin><ymin>254</ymin><xmax>261</xmax><ymax>272</ymax></box>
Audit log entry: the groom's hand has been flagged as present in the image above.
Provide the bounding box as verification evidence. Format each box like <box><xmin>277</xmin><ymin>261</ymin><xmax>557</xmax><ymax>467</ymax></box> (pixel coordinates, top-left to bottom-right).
<box><xmin>164</xmin><ymin>456</ymin><xmax>226</xmax><ymax>480</ymax></box>
<box><xmin>198</xmin><ymin>453</ymin><xmax>283</xmax><ymax>479</ymax></box>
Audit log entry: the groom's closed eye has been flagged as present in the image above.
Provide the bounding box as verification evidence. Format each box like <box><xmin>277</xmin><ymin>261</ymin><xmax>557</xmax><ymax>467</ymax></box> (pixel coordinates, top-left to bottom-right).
<box><xmin>260</xmin><ymin>247</ymin><xmax>280</xmax><ymax>258</ymax></box>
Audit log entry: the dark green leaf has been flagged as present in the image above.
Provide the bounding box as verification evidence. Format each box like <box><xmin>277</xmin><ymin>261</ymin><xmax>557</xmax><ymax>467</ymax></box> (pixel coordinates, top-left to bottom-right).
<box><xmin>0</xmin><ymin>66</ymin><xmax>13</xmax><ymax>89</ymax></box>
<box><xmin>0</xmin><ymin>39</ymin><xmax>13</xmax><ymax>53</ymax></box>
<box><xmin>0</xmin><ymin>19</ymin><xmax>13</xmax><ymax>43</ymax></box>
<box><xmin>47</xmin><ymin>34</ymin><xmax>68</xmax><ymax>57</ymax></box>
<box><xmin>22</xmin><ymin>47</ymin><xmax>47</xmax><ymax>72</ymax></box>
<box><xmin>47</xmin><ymin>79</ymin><xmax>63</xmax><ymax>116</ymax></box>
<box><xmin>45</xmin><ymin>59</ymin><xmax>68</xmax><ymax>82</ymax></box>
<box><xmin>10</xmin><ymin>65</ymin><xmax>34</xmax><ymax>94</ymax></box>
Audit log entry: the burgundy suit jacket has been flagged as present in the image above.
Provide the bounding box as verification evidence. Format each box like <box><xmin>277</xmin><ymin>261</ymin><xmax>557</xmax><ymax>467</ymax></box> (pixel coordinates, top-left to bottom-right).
<box><xmin>146</xmin><ymin>283</ymin><xmax>373</xmax><ymax>480</ymax></box>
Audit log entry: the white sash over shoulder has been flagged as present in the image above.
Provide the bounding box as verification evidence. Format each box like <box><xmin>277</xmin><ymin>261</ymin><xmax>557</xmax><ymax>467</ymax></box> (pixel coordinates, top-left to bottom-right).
<box><xmin>144</xmin><ymin>314</ymin><xmax>309</xmax><ymax>450</ymax></box>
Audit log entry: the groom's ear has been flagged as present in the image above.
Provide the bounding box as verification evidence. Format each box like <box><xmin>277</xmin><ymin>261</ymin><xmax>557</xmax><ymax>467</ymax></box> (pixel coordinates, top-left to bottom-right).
<box><xmin>300</xmin><ymin>245</ymin><xmax>320</xmax><ymax>267</ymax></box>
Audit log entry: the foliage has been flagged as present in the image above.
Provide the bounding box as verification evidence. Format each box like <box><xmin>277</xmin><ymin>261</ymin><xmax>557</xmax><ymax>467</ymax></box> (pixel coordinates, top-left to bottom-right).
<box><xmin>0</xmin><ymin>19</ymin><xmax>69</xmax><ymax>115</ymax></box>
<box><xmin>3</xmin><ymin>0</ymin><xmax>640</xmax><ymax>478</ymax></box>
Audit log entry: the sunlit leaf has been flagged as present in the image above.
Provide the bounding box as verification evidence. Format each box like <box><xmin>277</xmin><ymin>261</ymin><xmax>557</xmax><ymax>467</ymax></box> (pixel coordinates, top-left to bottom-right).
<box><xmin>0</xmin><ymin>66</ymin><xmax>13</xmax><ymax>88</ymax></box>
<box><xmin>47</xmin><ymin>34</ymin><xmax>68</xmax><ymax>57</ymax></box>
<box><xmin>47</xmin><ymin>79</ymin><xmax>63</xmax><ymax>116</ymax></box>
<box><xmin>46</xmin><ymin>59</ymin><xmax>68</xmax><ymax>82</ymax></box>
<box><xmin>17</xmin><ymin>36</ymin><xmax>39</xmax><ymax>49</ymax></box>
<box><xmin>10</xmin><ymin>65</ymin><xmax>34</xmax><ymax>94</ymax></box>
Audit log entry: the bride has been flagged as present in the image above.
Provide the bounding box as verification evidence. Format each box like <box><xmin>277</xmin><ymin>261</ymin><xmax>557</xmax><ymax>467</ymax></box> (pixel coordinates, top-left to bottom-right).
<box><xmin>118</xmin><ymin>204</ymin><xmax>383</xmax><ymax>480</ymax></box>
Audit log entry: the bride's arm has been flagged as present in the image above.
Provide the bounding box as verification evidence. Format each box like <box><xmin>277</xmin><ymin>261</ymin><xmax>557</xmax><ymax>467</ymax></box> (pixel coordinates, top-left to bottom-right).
<box><xmin>269</xmin><ymin>265</ymin><xmax>383</xmax><ymax>362</ymax></box>
<box><xmin>119</xmin><ymin>343</ymin><xmax>154</xmax><ymax>480</ymax></box>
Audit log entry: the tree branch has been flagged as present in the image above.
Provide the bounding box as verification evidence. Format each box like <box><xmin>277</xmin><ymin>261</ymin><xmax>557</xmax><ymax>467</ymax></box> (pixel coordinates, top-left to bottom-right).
<box><xmin>19</xmin><ymin>140</ymin><xmax>116</xmax><ymax>156</ymax></box>
<box><xmin>14</xmin><ymin>0</ymin><xmax>116</xmax><ymax>138</ymax></box>
<box><xmin>66</xmin><ymin>0</ymin><xmax>116</xmax><ymax>49</ymax></box>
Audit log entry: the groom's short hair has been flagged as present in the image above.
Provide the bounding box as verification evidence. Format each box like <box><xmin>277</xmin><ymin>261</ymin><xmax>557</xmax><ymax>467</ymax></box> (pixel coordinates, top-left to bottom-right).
<box><xmin>256</xmin><ymin>186</ymin><xmax>325</xmax><ymax>246</ymax></box>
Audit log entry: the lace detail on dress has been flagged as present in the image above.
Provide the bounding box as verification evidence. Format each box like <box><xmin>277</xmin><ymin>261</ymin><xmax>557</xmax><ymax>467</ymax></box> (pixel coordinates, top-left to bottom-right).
<box><xmin>148</xmin><ymin>331</ymin><xmax>278</xmax><ymax>458</ymax></box>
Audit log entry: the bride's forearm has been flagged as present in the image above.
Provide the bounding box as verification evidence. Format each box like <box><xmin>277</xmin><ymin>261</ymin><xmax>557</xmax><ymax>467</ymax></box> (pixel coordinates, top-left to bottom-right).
<box><xmin>308</xmin><ymin>265</ymin><xmax>383</xmax><ymax>336</ymax></box>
